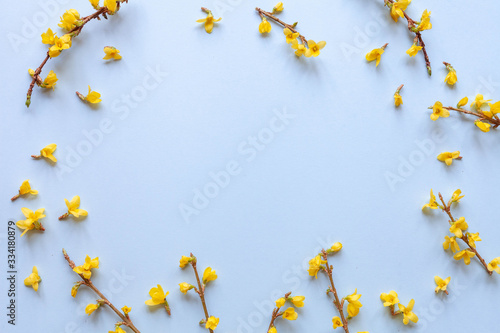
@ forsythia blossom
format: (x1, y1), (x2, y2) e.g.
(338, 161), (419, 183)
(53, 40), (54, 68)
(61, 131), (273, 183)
(457, 97), (468, 108)
(259, 18), (272, 34)
(197, 10), (221, 34)
(104, 0), (117, 13)
(282, 307), (298, 320)
(179, 282), (194, 294)
(437, 151), (461, 166)
(48, 34), (72, 58)
(63, 195), (88, 219)
(305, 40), (326, 58)
(417, 10), (432, 31)
(73, 255), (99, 279)
(145, 284), (169, 306)
(180, 255), (193, 268)
(345, 289), (362, 318)
(283, 28), (299, 44)
(451, 189), (464, 203)
(443, 236), (460, 253)
(16, 208), (46, 237)
(449, 217), (468, 238)
(467, 232), (481, 248)
(487, 258), (500, 274)
(24, 266), (41, 291)
(103, 46), (122, 60)
(273, 2), (284, 12)
(202, 267), (218, 284)
(434, 276), (450, 294)
(77, 86), (102, 104)
(13, 180), (38, 199)
(85, 303), (100, 315)
(205, 316), (220, 330)
(58, 9), (81, 31)
(430, 101), (450, 121)
(332, 316), (342, 329)
(444, 63), (457, 85)
(308, 255), (326, 278)
(422, 189), (439, 210)
(406, 44), (422, 57)
(389, 0), (411, 22)
(470, 94), (491, 109)
(453, 249), (475, 265)
(398, 299), (418, 325)
(380, 290), (399, 307)
(365, 44), (387, 67)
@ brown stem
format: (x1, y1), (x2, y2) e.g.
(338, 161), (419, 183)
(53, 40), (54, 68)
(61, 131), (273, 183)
(385, 0), (431, 75)
(267, 292), (290, 332)
(444, 290), (449, 295)
(443, 106), (500, 127)
(11, 194), (20, 201)
(62, 249), (141, 333)
(59, 212), (70, 220)
(255, 7), (308, 46)
(31, 155), (41, 159)
(26, 2), (124, 107)
(438, 193), (493, 276)
(321, 250), (349, 333)
(190, 254), (213, 333)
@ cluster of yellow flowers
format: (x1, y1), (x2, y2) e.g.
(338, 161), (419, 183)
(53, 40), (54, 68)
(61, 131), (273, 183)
(15, 194), (87, 237)
(430, 94), (500, 132)
(380, 291), (418, 325)
(423, 190), (500, 275)
(256, 4), (326, 58)
(267, 292), (304, 333)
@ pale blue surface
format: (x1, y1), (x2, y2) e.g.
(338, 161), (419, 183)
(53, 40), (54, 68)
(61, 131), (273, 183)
(1, 0), (500, 332)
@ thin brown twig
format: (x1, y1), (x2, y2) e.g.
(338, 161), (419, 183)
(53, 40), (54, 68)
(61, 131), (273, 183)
(255, 7), (308, 46)
(62, 249), (141, 333)
(26, 1), (126, 107)
(437, 193), (493, 276)
(321, 250), (349, 333)
(385, 0), (431, 75)
(442, 106), (500, 128)
(190, 253), (214, 333)
(267, 291), (291, 332)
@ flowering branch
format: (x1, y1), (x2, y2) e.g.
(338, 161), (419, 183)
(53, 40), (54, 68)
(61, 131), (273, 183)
(180, 253), (219, 332)
(62, 249), (141, 333)
(321, 249), (349, 333)
(267, 291), (291, 331)
(436, 193), (492, 276)
(26, 0), (128, 107)
(255, 7), (307, 45)
(384, 0), (432, 75)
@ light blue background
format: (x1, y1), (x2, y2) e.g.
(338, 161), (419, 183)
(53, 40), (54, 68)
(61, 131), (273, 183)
(1, 0), (500, 332)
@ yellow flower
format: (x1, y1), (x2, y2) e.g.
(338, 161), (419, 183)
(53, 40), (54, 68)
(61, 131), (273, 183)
(474, 120), (491, 132)
(73, 255), (99, 279)
(85, 303), (100, 315)
(305, 40), (326, 58)
(434, 276), (450, 293)
(145, 284), (168, 306)
(40, 70), (58, 89)
(308, 255), (326, 278)
(273, 2), (284, 12)
(205, 316), (219, 330)
(268, 327), (277, 333)
(467, 232), (481, 249)
(179, 255), (192, 268)
(58, 9), (80, 31)
(406, 44), (422, 57)
(38, 143), (57, 162)
(82, 86), (102, 104)
(63, 195), (88, 218)
(451, 189), (464, 203)
(275, 297), (286, 308)
(398, 299), (418, 325)
(437, 151), (461, 166)
(430, 101), (450, 121)
(365, 46), (386, 67)
(24, 266), (41, 291)
(16, 207), (46, 237)
(202, 267), (218, 284)
(197, 11), (222, 34)
(380, 290), (399, 307)
(345, 289), (362, 318)
(332, 316), (342, 329)
(449, 217), (468, 238)
(49, 34), (72, 58)
(71, 283), (81, 297)
(457, 97), (468, 108)
(283, 28), (299, 44)
(487, 257), (500, 274)
(41, 28), (56, 45)
(290, 296), (305, 307)
(330, 242), (343, 252)
(390, 0), (411, 22)
(90, 0), (100, 9)
(453, 249), (475, 265)
(103, 46), (122, 60)
(282, 307), (298, 320)
(444, 70), (457, 85)
(18, 180), (38, 197)
(259, 18), (272, 34)
(486, 101), (500, 117)
(179, 282), (194, 294)
(443, 236), (460, 253)
(104, 0), (117, 13)
(417, 10), (432, 31)
(290, 40), (306, 57)
(109, 327), (126, 333)
(470, 94), (491, 109)
(422, 189), (438, 210)
(394, 93), (403, 107)
(121, 305), (131, 315)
